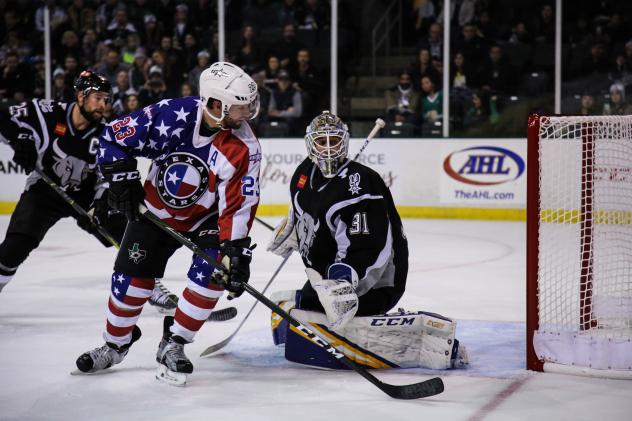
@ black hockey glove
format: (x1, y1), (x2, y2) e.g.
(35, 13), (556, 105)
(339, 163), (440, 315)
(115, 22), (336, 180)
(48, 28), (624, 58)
(101, 159), (145, 222)
(9, 137), (37, 174)
(216, 238), (255, 299)
(75, 194), (116, 247)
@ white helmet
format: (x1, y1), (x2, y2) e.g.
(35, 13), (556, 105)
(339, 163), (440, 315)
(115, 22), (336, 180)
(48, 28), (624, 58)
(199, 62), (260, 123)
(305, 111), (350, 178)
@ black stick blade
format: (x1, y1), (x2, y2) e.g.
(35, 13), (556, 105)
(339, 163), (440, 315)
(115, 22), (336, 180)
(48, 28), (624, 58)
(207, 307), (238, 322)
(380, 377), (444, 400)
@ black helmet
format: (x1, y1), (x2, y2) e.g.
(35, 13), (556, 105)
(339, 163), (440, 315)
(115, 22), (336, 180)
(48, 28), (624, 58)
(73, 70), (111, 96)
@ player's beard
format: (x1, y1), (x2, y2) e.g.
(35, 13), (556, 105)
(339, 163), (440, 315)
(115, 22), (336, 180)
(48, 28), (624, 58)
(79, 104), (103, 124)
(220, 116), (243, 130)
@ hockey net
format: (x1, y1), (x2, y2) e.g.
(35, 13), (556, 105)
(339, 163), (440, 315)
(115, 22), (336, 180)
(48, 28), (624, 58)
(527, 114), (632, 378)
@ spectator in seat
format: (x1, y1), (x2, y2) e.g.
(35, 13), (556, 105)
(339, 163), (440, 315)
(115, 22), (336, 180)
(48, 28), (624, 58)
(455, 23), (487, 70)
(180, 82), (194, 97)
(123, 93), (141, 115)
(95, 48), (129, 86)
(158, 35), (184, 96)
(138, 65), (167, 106)
(56, 30), (82, 66)
(51, 68), (74, 103)
(579, 43), (610, 78)
(385, 71), (419, 124)
(112, 69), (137, 116)
(578, 93), (597, 116)
(270, 24), (303, 69)
(0, 51), (31, 101)
(479, 45), (513, 96)
(106, 7), (138, 48)
(409, 48), (440, 91)
(234, 25), (263, 75)
(418, 75), (443, 134)
(268, 69), (303, 135)
(62, 55), (81, 90)
(508, 22), (533, 45)
(463, 90), (499, 129)
(181, 33), (200, 75)
(81, 28), (99, 67)
(531, 4), (555, 44)
(603, 83), (632, 115)
(121, 32), (142, 65)
(172, 3), (192, 48)
(297, 0), (329, 30)
(129, 48), (149, 92)
(188, 50), (210, 94)
(141, 13), (163, 53)
(264, 55), (282, 90)
(416, 22), (443, 60)
(291, 48), (325, 118)
(251, 70), (272, 133)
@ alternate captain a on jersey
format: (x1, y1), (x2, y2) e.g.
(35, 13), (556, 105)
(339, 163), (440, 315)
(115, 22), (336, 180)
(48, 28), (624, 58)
(267, 111), (469, 371)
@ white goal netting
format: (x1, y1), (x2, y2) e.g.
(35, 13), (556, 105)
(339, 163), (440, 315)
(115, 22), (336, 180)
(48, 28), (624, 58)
(533, 115), (632, 374)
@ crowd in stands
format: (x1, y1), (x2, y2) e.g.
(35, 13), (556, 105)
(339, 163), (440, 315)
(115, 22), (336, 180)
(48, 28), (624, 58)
(385, 0), (632, 136)
(1, 0), (631, 138)
(0, 0), (334, 136)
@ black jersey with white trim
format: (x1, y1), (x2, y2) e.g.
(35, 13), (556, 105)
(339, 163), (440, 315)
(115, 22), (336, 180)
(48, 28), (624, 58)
(0, 99), (105, 196)
(289, 157), (408, 296)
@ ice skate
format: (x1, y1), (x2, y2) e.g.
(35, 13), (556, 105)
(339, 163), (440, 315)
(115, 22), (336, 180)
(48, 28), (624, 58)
(148, 280), (178, 313)
(74, 326), (142, 374)
(156, 316), (193, 386)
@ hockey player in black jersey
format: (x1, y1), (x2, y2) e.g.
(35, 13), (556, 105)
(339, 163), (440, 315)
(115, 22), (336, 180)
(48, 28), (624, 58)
(269, 111), (408, 327)
(0, 70), (175, 309)
(268, 111), (468, 370)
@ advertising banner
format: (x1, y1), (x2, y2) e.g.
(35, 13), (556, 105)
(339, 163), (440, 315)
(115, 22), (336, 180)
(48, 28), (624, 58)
(439, 140), (527, 207)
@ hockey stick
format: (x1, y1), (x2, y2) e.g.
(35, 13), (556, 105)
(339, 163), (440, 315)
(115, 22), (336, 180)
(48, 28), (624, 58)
(200, 253), (290, 357)
(255, 216), (274, 231)
(352, 118), (386, 161)
(140, 205), (444, 399)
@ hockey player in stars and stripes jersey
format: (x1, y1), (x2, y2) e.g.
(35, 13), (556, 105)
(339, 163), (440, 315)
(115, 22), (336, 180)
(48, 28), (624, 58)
(76, 62), (262, 386)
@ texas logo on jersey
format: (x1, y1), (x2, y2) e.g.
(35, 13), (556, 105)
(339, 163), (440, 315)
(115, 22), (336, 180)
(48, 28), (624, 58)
(156, 152), (209, 209)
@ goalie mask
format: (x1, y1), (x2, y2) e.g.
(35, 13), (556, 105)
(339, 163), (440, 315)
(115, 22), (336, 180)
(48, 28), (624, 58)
(305, 111), (350, 178)
(199, 62), (260, 124)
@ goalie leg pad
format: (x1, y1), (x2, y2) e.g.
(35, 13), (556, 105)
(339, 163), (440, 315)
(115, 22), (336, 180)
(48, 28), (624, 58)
(270, 289), (299, 346)
(276, 309), (464, 370)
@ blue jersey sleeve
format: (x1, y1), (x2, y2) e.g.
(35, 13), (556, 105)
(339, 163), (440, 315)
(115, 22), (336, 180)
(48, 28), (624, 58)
(97, 103), (188, 164)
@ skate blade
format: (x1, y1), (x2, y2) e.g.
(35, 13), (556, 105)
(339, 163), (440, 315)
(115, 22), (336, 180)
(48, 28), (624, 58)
(70, 369), (114, 376)
(155, 364), (187, 386)
(155, 307), (176, 316)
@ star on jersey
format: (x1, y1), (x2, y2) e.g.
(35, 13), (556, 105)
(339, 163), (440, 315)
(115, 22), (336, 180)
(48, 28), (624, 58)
(174, 107), (190, 122)
(157, 99), (172, 107)
(172, 127), (184, 138)
(156, 120), (170, 137)
(195, 272), (205, 281)
(167, 170), (181, 184)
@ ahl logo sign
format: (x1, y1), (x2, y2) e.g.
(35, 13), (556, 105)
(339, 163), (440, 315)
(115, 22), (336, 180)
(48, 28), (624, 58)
(443, 146), (525, 186)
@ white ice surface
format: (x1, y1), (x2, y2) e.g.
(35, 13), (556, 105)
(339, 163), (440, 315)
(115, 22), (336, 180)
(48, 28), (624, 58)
(0, 216), (630, 421)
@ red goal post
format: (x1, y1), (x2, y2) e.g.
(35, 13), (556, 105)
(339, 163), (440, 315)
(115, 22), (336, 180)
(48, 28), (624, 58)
(527, 114), (632, 379)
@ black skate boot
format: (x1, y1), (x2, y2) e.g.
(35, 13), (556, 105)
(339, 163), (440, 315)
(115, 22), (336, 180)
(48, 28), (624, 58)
(156, 316), (193, 386)
(75, 326), (142, 373)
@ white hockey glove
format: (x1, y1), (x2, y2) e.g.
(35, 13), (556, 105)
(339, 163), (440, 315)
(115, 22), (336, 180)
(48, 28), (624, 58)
(266, 210), (298, 258)
(306, 268), (358, 331)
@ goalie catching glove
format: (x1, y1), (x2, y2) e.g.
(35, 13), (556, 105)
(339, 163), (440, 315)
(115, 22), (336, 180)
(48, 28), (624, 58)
(266, 208), (298, 258)
(306, 266), (359, 330)
(214, 238), (255, 299)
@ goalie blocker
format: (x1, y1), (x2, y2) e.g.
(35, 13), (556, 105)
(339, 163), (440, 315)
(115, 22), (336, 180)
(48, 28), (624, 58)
(270, 291), (468, 370)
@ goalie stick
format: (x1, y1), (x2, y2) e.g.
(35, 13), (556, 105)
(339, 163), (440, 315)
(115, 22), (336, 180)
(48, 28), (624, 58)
(23, 164), (235, 322)
(140, 205), (444, 399)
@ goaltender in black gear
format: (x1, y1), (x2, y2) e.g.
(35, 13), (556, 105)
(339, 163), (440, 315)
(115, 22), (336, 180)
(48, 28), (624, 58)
(267, 111), (469, 370)
(0, 70), (176, 308)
